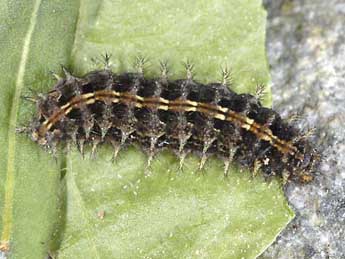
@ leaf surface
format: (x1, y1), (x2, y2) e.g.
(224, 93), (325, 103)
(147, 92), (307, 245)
(0, 1), (79, 258)
(57, 1), (293, 258)
(0, 1), (294, 259)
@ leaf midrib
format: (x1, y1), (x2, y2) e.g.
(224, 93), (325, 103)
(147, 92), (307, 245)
(0, 0), (43, 248)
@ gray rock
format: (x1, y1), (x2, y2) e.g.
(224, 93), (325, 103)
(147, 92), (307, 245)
(261, 0), (345, 258)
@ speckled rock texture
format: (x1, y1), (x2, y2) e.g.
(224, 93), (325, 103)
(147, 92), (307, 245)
(261, 0), (345, 258)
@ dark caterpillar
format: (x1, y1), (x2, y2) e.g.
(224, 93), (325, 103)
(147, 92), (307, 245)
(21, 56), (320, 183)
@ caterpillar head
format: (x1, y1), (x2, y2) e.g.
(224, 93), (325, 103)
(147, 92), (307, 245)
(289, 142), (321, 183)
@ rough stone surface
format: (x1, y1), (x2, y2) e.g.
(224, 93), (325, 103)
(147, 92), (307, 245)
(261, 0), (345, 258)
(1, 2), (343, 259)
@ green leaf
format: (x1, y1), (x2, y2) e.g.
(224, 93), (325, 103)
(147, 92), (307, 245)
(58, 0), (294, 258)
(0, 0), (294, 258)
(0, 0), (79, 258)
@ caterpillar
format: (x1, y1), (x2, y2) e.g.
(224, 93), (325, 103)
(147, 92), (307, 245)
(21, 55), (320, 183)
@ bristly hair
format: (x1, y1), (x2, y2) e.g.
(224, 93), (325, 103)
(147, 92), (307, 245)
(20, 55), (321, 184)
